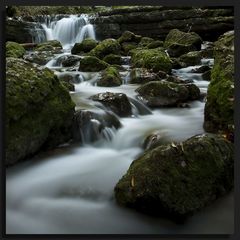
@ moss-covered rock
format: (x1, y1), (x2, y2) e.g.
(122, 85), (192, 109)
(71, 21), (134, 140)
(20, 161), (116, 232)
(79, 56), (109, 72)
(71, 38), (98, 54)
(6, 58), (75, 166)
(62, 55), (81, 67)
(97, 66), (122, 87)
(179, 51), (202, 67)
(35, 40), (62, 52)
(60, 81), (75, 91)
(103, 54), (122, 65)
(115, 134), (234, 222)
(136, 81), (190, 107)
(138, 37), (154, 47)
(23, 51), (55, 65)
(121, 42), (139, 55)
(131, 48), (172, 73)
(6, 41), (25, 58)
(129, 68), (161, 84)
(88, 38), (121, 59)
(164, 29), (202, 57)
(90, 92), (132, 117)
(147, 40), (164, 49)
(118, 31), (142, 44)
(204, 31), (234, 133)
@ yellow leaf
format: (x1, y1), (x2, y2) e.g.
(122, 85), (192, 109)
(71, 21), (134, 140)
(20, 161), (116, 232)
(131, 176), (135, 187)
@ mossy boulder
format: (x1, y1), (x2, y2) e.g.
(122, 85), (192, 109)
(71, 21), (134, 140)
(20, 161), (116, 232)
(179, 51), (202, 67)
(115, 134), (234, 222)
(97, 66), (122, 87)
(136, 81), (199, 107)
(204, 31), (234, 133)
(164, 29), (202, 57)
(88, 38), (121, 59)
(79, 56), (109, 72)
(23, 51), (55, 65)
(129, 68), (162, 84)
(138, 37), (154, 47)
(6, 41), (25, 58)
(103, 54), (122, 65)
(90, 92), (132, 117)
(62, 55), (81, 67)
(131, 48), (172, 73)
(71, 38), (98, 54)
(60, 81), (75, 91)
(35, 40), (62, 52)
(6, 58), (75, 166)
(121, 42), (139, 55)
(118, 31), (142, 44)
(147, 40), (164, 49)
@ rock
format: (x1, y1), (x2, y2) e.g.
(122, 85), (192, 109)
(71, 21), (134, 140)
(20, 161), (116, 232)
(72, 109), (121, 143)
(191, 65), (211, 73)
(79, 56), (109, 72)
(138, 37), (154, 47)
(202, 70), (212, 80)
(147, 40), (164, 49)
(121, 42), (139, 54)
(103, 54), (122, 65)
(23, 51), (54, 65)
(204, 31), (234, 133)
(136, 81), (189, 107)
(185, 84), (201, 100)
(179, 51), (202, 67)
(90, 92), (132, 117)
(6, 58), (75, 166)
(164, 29), (202, 57)
(6, 41), (26, 58)
(62, 55), (81, 67)
(166, 75), (189, 84)
(71, 38), (98, 54)
(131, 48), (172, 73)
(143, 131), (170, 150)
(118, 30), (142, 44)
(129, 68), (161, 84)
(88, 38), (121, 59)
(35, 40), (63, 52)
(60, 81), (75, 91)
(97, 66), (122, 87)
(114, 134), (234, 222)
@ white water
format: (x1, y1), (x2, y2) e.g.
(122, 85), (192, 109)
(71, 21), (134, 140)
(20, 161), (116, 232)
(6, 45), (234, 234)
(41, 15), (96, 50)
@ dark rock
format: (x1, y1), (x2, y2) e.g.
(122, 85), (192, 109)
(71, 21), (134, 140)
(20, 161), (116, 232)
(118, 30), (142, 44)
(184, 84), (201, 100)
(202, 70), (212, 80)
(71, 38), (98, 54)
(147, 40), (164, 49)
(115, 134), (233, 222)
(62, 55), (81, 67)
(6, 58), (75, 166)
(179, 51), (202, 67)
(138, 37), (154, 47)
(90, 92), (132, 117)
(191, 65), (211, 73)
(129, 68), (161, 84)
(23, 51), (54, 65)
(103, 54), (122, 65)
(143, 131), (170, 150)
(97, 66), (122, 87)
(79, 56), (109, 72)
(35, 40), (63, 53)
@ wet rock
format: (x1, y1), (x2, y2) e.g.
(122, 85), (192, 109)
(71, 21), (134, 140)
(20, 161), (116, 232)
(121, 42), (139, 54)
(164, 29), (202, 57)
(179, 51), (202, 67)
(97, 66), (122, 87)
(202, 70), (211, 81)
(115, 134), (234, 222)
(185, 84), (201, 100)
(6, 41), (26, 58)
(138, 37), (154, 47)
(204, 31), (234, 133)
(166, 75), (188, 84)
(129, 68), (161, 84)
(72, 109), (121, 143)
(6, 58), (75, 166)
(60, 81), (75, 91)
(79, 56), (109, 72)
(131, 48), (172, 73)
(90, 92), (132, 117)
(118, 30), (142, 44)
(88, 38), (121, 59)
(191, 65), (211, 73)
(62, 55), (81, 67)
(71, 38), (98, 54)
(103, 54), (122, 65)
(35, 40), (63, 52)
(147, 40), (164, 49)
(143, 131), (170, 150)
(23, 51), (55, 65)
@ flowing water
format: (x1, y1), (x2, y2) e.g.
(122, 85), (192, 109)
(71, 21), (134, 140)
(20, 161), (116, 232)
(6, 22), (234, 234)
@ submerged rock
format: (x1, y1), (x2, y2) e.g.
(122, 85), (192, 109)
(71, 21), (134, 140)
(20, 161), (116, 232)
(115, 134), (234, 222)
(131, 48), (172, 73)
(97, 66), (122, 87)
(6, 41), (26, 58)
(79, 56), (109, 72)
(71, 38), (98, 54)
(6, 58), (75, 166)
(90, 92), (132, 117)
(204, 31), (234, 133)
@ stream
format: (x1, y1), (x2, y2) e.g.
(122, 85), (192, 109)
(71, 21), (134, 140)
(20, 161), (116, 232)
(6, 14), (234, 234)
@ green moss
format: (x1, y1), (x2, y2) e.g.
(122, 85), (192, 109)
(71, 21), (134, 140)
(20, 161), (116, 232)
(6, 41), (25, 58)
(131, 48), (172, 73)
(35, 40), (62, 52)
(139, 37), (154, 47)
(71, 38), (98, 54)
(97, 66), (122, 87)
(179, 51), (201, 66)
(147, 40), (164, 49)
(103, 54), (122, 65)
(118, 31), (141, 44)
(88, 39), (121, 59)
(79, 56), (109, 72)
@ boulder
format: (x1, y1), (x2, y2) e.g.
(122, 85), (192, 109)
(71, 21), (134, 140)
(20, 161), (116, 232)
(6, 58), (75, 166)
(202, 70), (211, 80)
(164, 29), (202, 57)
(35, 40), (63, 52)
(23, 51), (55, 65)
(138, 37), (154, 47)
(191, 65), (211, 73)
(179, 51), (202, 67)
(71, 38), (98, 54)
(121, 42), (138, 54)
(131, 48), (172, 73)
(204, 31), (234, 133)
(115, 134), (234, 222)
(129, 68), (161, 84)
(62, 55), (81, 67)
(88, 38), (121, 59)
(79, 56), (109, 72)
(117, 31), (141, 44)
(103, 54), (122, 65)
(97, 66), (122, 87)
(90, 92), (132, 117)
(147, 40), (164, 49)
(6, 41), (26, 58)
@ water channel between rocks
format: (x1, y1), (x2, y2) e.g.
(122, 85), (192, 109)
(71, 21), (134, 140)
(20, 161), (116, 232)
(6, 14), (234, 234)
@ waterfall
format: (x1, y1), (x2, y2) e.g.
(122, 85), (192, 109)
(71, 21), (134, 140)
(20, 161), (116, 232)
(40, 14), (96, 49)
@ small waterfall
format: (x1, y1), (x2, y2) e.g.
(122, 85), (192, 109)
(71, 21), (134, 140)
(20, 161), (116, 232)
(40, 14), (96, 49)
